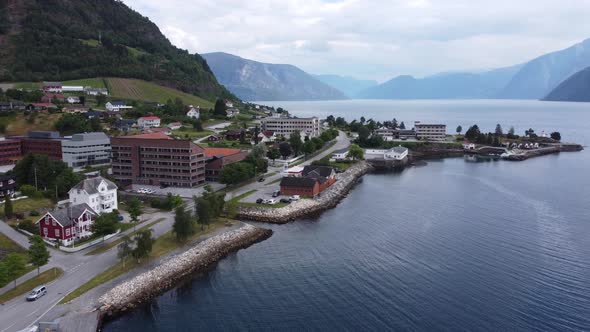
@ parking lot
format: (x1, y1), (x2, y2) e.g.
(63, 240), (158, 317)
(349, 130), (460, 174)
(237, 180), (291, 204)
(130, 183), (226, 198)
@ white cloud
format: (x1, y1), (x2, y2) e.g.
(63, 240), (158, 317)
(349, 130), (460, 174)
(124, 0), (590, 81)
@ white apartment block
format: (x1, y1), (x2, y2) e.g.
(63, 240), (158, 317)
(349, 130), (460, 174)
(61, 132), (112, 169)
(69, 176), (118, 214)
(414, 122), (446, 141)
(137, 116), (161, 129)
(261, 117), (321, 138)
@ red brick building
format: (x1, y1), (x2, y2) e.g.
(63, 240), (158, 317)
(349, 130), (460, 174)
(36, 204), (97, 246)
(111, 132), (206, 188)
(21, 131), (63, 160)
(280, 166), (337, 197)
(204, 148), (249, 182)
(0, 138), (22, 165)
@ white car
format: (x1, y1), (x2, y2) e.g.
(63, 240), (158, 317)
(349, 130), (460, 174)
(290, 195), (300, 201)
(266, 199), (277, 205)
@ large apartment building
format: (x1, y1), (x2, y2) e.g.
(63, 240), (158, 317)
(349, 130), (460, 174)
(21, 131), (63, 160)
(62, 132), (112, 169)
(261, 117), (321, 138)
(414, 122), (447, 141)
(0, 138), (22, 165)
(111, 132), (206, 188)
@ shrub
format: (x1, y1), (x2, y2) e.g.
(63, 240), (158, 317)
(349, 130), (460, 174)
(19, 219), (37, 233)
(29, 210), (40, 216)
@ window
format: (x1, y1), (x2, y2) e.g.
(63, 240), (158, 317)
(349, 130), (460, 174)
(45, 215), (49, 225)
(65, 229), (70, 236)
(55, 229), (60, 237)
(52, 220), (56, 226)
(43, 228), (48, 236)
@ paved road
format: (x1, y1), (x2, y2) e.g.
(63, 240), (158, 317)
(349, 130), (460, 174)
(0, 207), (181, 332)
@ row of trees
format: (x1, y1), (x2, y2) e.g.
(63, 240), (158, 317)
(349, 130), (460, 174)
(462, 124), (562, 143)
(172, 185), (226, 241)
(0, 235), (50, 288)
(325, 115), (406, 133)
(0, 88), (44, 103)
(11, 154), (84, 200)
(54, 113), (102, 135)
(264, 128), (339, 163)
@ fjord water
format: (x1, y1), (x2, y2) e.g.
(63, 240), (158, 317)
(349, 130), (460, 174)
(104, 100), (590, 331)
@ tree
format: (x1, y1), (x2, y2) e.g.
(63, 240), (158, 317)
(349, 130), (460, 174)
(360, 116), (366, 125)
(196, 198), (211, 230)
(4, 195), (13, 219)
(267, 148), (280, 164)
(214, 99), (227, 118)
(399, 121), (406, 130)
(96, 94), (107, 106)
(507, 126), (516, 139)
(128, 197), (143, 231)
(91, 212), (119, 241)
(173, 205), (195, 241)
(192, 119), (203, 131)
(28, 235), (50, 275)
(326, 115), (335, 127)
(495, 124), (503, 136)
(303, 140), (316, 160)
(117, 235), (133, 268)
(348, 144), (364, 161)
(392, 118), (398, 129)
(456, 125), (462, 134)
(464, 125), (481, 141)
(279, 142), (292, 159)
(289, 131), (303, 156)
(253, 125), (260, 144)
(525, 128), (535, 137)
(250, 143), (267, 161)
(2, 253), (26, 288)
(219, 162), (255, 185)
(358, 126), (370, 143)
(550, 132), (561, 141)
(132, 229), (154, 263)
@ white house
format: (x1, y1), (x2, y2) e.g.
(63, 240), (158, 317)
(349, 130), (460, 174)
(365, 146), (409, 161)
(186, 105), (200, 119)
(254, 131), (276, 144)
(225, 100), (234, 108)
(330, 148), (349, 162)
(106, 101), (133, 112)
(168, 122), (182, 130)
(62, 86), (85, 92)
(69, 176), (118, 214)
(226, 108), (239, 118)
(137, 116), (161, 129)
(463, 143), (476, 150)
(66, 96), (80, 104)
(85, 87), (109, 96)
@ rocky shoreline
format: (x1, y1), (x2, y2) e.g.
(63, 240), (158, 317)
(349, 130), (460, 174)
(97, 224), (272, 320)
(236, 161), (374, 223)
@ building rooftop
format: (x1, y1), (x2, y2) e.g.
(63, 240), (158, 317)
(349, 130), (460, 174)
(280, 176), (318, 188)
(139, 116), (160, 121)
(69, 132), (109, 142)
(204, 148), (243, 158)
(120, 132), (172, 140)
(70, 176), (117, 195)
(43, 203), (96, 227)
(332, 148), (349, 154)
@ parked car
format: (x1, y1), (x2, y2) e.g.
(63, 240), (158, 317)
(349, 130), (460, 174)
(146, 189), (155, 194)
(290, 195), (300, 201)
(272, 190), (280, 197)
(266, 199), (277, 205)
(256, 198), (264, 204)
(26, 285), (47, 301)
(280, 198), (291, 204)
(258, 177), (265, 182)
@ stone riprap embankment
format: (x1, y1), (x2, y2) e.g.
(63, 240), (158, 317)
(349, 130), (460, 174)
(236, 161), (373, 223)
(98, 224), (272, 317)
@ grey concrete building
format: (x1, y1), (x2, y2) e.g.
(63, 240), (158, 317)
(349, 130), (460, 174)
(62, 132), (111, 169)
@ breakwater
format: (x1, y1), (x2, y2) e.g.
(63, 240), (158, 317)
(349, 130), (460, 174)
(98, 224), (272, 319)
(503, 143), (583, 161)
(236, 161), (373, 223)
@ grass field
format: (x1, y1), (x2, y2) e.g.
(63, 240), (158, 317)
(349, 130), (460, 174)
(0, 198), (54, 218)
(3, 112), (62, 136)
(85, 218), (167, 256)
(172, 128), (213, 140)
(0, 268), (63, 304)
(106, 78), (213, 108)
(0, 232), (25, 258)
(60, 220), (227, 304)
(63, 77), (107, 89)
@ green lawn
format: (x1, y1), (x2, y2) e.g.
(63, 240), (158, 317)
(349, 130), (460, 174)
(12, 82), (41, 89)
(85, 218), (166, 256)
(63, 77), (106, 89)
(172, 128), (213, 139)
(0, 268), (63, 304)
(0, 232), (24, 255)
(79, 39), (100, 47)
(227, 190), (257, 204)
(61, 220), (226, 304)
(0, 198), (54, 218)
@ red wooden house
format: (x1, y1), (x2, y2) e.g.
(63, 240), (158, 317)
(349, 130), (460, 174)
(280, 166), (337, 197)
(36, 204), (97, 246)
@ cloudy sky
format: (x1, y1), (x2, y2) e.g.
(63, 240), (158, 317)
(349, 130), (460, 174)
(125, 0), (590, 82)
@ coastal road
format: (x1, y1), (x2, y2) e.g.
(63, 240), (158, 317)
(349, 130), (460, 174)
(225, 130), (350, 201)
(0, 208), (180, 332)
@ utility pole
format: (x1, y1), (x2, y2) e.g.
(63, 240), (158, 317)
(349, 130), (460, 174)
(34, 167), (38, 190)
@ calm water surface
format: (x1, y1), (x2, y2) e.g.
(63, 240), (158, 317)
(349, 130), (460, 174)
(105, 100), (590, 331)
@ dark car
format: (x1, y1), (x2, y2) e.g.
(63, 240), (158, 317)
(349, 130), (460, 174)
(280, 198), (291, 204)
(272, 190), (280, 197)
(258, 177), (265, 182)
(256, 198), (264, 204)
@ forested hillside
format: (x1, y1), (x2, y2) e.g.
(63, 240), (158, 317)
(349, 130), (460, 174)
(0, 0), (232, 101)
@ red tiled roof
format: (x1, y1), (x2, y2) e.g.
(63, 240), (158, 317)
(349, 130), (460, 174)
(121, 132), (172, 140)
(169, 122), (182, 126)
(204, 147), (242, 158)
(139, 116), (160, 120)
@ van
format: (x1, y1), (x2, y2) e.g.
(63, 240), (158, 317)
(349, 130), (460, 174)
(26, 285), (47, 301)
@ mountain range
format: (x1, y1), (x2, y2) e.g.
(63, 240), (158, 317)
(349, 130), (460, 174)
(202, 53), (347, 101)
(314, 75), (378, 98)
(543, 66), (590, 102)
(359, 38), (590, 100)
(0, 0), (231, 101)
